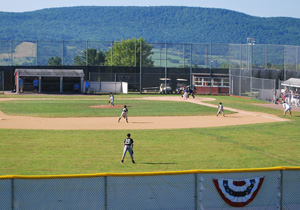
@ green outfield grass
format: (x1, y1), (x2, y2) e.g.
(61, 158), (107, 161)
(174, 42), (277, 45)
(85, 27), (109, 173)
(0, 98), (224, 117)
(0, 94), (299, 175)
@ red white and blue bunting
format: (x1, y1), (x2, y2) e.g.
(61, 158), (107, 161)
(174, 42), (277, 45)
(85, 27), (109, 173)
(213, 177), (265, 207)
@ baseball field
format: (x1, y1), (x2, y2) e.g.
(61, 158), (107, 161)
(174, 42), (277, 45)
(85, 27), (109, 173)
(0, 94), (299, 175)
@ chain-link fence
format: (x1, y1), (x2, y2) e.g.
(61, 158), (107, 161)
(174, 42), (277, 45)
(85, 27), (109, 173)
(1, 167), (300, 209)
(229, 43), (300, 102)
(0, 41), (230, 68)
(230, 75), (277, 102)
(0, 41), (299, 70)
(1, 41), (300, 101)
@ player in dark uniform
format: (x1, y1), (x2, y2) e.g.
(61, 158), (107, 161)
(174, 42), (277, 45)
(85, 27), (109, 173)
(187, 86), (196, 98)
(121, 133), (135, 164)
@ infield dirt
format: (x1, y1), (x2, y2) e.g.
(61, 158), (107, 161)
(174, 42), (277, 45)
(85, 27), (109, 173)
(0, 96), (289, 130)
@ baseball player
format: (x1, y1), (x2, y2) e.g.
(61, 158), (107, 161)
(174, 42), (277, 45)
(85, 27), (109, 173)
(188, 86), (195, 98)
(182, 86), (188, 100)
(121, 133), (135, 164)
(217, 102), (225, 117)
(109, 93), (114, 106)
(118, 105), (128, 123)
(283, 101), (292, 116)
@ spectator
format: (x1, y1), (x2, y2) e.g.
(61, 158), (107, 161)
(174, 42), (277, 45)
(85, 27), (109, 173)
(85, 80), (90, 94)
(19, 77), (24, 93)
(33, 78), (39, 93)
(74, 83), (80, 93)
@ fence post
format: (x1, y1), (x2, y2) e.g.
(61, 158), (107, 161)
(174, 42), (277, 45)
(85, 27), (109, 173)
(104, 176), (108, 210)
(159, 43), (161, 67)
(2, 71), (4, 94)
(262, 79), (264, 101)
(284, 45), (286, 81)
(277, 170), (283, 210)
(183, 44), (185, 68)
(239, 43), (242, 96)
(210, 43), (212, 95)
(165, 43), (167, 93)
(297, 45), (299, 72)
(135, 42), (137, 67)
(111, 42), (113, 67)
(11, 179), (14, 210)
(199, 174), (203, 210)
(229, 43), (232, 95)
(36, 40), (38, 66)
(86, 41), (88, 66)
(10, 40), (13, 66)
(140, 41), (142, 93)
(205, 44), (208, 68)
(62, 40), (65, 66)
(265, 44), (268, 70)
(190, 43), (193, 87)
(274, 79), (277, 104)
(194, 173), (198, 210)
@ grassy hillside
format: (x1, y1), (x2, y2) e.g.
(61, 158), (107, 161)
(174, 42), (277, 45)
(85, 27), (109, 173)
(0, 6), (300, 44)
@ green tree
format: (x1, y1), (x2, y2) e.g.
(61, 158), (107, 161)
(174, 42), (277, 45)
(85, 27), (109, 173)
(105, 37), (154, 67)
(47, 56), (62, 66)
(74, 48), (106, 66)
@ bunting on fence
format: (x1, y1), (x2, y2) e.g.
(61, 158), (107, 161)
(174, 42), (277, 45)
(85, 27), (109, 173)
(213, 177), (264, 207)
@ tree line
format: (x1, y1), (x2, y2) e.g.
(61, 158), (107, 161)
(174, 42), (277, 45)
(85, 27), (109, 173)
(48, 37), (154, 67)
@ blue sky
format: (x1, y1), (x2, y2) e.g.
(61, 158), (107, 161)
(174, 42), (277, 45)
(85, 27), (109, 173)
(2, 0), (300, 19)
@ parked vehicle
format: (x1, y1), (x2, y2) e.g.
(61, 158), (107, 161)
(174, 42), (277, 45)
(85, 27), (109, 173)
(159, 78), (172, 94)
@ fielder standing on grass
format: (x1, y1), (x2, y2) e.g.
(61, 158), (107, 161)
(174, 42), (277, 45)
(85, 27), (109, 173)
(283, 101), (292, 116)
(118, 105), (128, 123)
(121, 133), (135, 164)
(217, 102), (225, 117)
(109, 93), (114, 106)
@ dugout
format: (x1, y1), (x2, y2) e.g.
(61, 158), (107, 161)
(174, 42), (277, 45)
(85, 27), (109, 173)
(193, 72), (229, 95)
(14, 69), (84, 93)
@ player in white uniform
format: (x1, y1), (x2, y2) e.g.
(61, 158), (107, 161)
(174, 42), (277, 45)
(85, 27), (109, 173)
(109, 93), (114, 106)
(118, 105), (128, 123)
(217, 102), (225, 117)
(121, 133), (135, 164)
(283, 101), (292, 116)
(182, 87), (188, 100)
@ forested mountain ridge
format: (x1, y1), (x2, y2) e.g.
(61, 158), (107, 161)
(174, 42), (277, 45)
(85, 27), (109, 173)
(0, 6), (300, 45)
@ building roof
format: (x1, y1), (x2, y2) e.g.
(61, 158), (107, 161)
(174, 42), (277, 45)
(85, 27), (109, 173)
(15, 69), (84, 77)
(281, 78), (300, 88)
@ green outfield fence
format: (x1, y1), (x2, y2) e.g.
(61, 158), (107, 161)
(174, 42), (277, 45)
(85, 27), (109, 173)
(1, 167), (300, 209)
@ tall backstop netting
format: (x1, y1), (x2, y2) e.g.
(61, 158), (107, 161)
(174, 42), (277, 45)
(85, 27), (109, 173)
(0, 41), (300, 101)
(1, 167), (300, 209)
(229, 44), (300, 101)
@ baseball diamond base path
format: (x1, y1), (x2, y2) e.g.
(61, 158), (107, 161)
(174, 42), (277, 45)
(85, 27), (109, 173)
(0, 97), (289, 130)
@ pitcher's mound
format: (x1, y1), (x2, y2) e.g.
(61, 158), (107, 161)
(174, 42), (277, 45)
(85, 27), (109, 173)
(89, 105), (123, 109)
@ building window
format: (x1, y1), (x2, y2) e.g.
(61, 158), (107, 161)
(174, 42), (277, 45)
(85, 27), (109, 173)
(194, 76), (229, 87)
(212, 78), (222, 87)
(223, 78), (229, 87)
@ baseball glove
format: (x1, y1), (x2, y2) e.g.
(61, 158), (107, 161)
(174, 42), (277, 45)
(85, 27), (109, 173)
(132, 150), (134, 154)
(108, 100), (110, 104)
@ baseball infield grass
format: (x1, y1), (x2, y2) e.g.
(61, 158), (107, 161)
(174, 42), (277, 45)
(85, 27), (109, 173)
(0, 98), (226, 117)
(0, 94), (299, 175)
